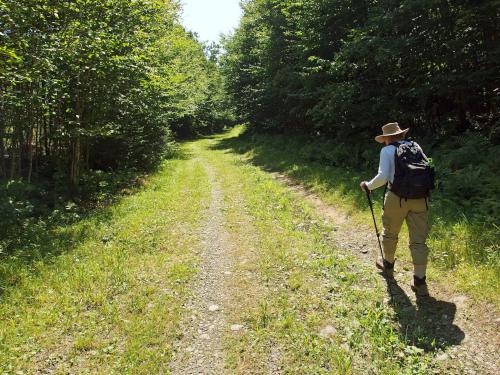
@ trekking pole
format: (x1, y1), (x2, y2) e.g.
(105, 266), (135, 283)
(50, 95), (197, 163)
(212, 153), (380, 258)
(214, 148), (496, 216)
(365, 189), (384, 262)
(365, 189), (395, 300)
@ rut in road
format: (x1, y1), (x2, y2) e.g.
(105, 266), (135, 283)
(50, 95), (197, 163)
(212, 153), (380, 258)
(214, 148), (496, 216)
(170, 160), (233, 374)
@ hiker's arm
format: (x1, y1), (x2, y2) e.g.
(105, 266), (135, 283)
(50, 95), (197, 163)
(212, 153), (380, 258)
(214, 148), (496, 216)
(365, 148), (391, 190)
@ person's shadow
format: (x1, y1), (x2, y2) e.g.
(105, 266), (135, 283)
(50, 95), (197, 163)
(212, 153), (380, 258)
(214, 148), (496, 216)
(383, 277), (465, 351)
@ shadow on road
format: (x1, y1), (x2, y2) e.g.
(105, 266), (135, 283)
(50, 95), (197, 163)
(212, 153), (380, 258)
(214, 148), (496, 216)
(385, 277), (465, 352)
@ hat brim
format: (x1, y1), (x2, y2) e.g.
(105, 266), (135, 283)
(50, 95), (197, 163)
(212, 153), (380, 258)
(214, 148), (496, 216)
(375, 128), (409, 143)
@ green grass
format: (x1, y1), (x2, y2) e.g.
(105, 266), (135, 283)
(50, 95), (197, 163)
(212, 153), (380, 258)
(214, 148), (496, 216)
(0, 128), (493, 373)
(199, 130), (456, 374)
(214, 125), (499, 306)
(0, 154), (210, 373)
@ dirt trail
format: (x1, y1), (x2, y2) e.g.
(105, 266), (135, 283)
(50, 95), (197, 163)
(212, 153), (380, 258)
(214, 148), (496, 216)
(271, 172), (500, 375)
(168, 145), (498, 374)
(170, 161), (233, 375)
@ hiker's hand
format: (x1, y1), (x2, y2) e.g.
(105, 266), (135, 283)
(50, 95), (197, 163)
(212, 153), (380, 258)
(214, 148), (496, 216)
(360, 181), (371, 194)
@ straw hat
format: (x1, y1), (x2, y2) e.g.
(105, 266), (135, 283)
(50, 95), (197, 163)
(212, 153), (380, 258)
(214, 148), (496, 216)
(375, 122), (409, 143)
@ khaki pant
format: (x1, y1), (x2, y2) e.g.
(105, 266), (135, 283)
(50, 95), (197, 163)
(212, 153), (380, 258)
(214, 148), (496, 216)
(382, 191), (430, 278)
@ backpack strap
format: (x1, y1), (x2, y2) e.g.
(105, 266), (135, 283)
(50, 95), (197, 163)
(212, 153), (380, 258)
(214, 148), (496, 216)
(387, 142), (401, 193)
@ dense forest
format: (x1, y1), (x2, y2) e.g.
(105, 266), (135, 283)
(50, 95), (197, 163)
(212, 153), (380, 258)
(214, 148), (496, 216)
(0, 0), (229, 186)
(222, 0), (498, 140)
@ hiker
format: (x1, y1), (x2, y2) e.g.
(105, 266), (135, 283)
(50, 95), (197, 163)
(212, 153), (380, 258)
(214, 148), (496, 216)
(360, 123), (435, 296)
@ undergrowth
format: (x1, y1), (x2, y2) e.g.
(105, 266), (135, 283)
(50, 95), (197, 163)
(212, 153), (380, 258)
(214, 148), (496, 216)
(0, 169), (149, 262)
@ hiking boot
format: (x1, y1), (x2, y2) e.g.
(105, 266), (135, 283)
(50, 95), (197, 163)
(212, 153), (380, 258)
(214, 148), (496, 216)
(411, 276), (429, 297)
(376, 258), (395, 279)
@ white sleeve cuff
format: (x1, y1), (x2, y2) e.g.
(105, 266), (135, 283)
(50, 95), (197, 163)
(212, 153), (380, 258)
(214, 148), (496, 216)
(366, 174), (388, 191)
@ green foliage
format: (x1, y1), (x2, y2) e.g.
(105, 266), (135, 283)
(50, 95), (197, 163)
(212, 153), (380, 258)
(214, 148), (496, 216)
(0, 169), (145, 258)
(0, 0), (231, 185)
(0, 0), (232, 258)
(222, 0), (499, 139)
(432, 134), (500, 220)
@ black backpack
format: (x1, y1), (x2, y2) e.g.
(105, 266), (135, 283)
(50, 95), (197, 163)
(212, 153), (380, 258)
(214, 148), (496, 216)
(390, 141), (435, 199)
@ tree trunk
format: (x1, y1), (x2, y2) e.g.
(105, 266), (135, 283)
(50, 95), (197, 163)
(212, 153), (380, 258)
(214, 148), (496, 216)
(34, 118), (41, 175)
(0, 89), (5, 179)
(43, 115), (49, 157)
(70, 136), (81, 186)
(27, 127), (34, 183)
(17, 128), (23, 178)
(70, 92), (84, 186)
(456, 91), (469, 133)
(0, 124), (5, 179)
(85, 139), (90, 171)
(9, 138), (16, 180)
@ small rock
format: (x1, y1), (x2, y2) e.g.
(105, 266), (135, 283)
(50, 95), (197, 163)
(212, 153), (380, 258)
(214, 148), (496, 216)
(319, 325), (337, 338)
(208, 304), (220, 312)
(231, 324), (244, 332)
(224, 271), (232, 276)
(200, 334), (210, 340)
